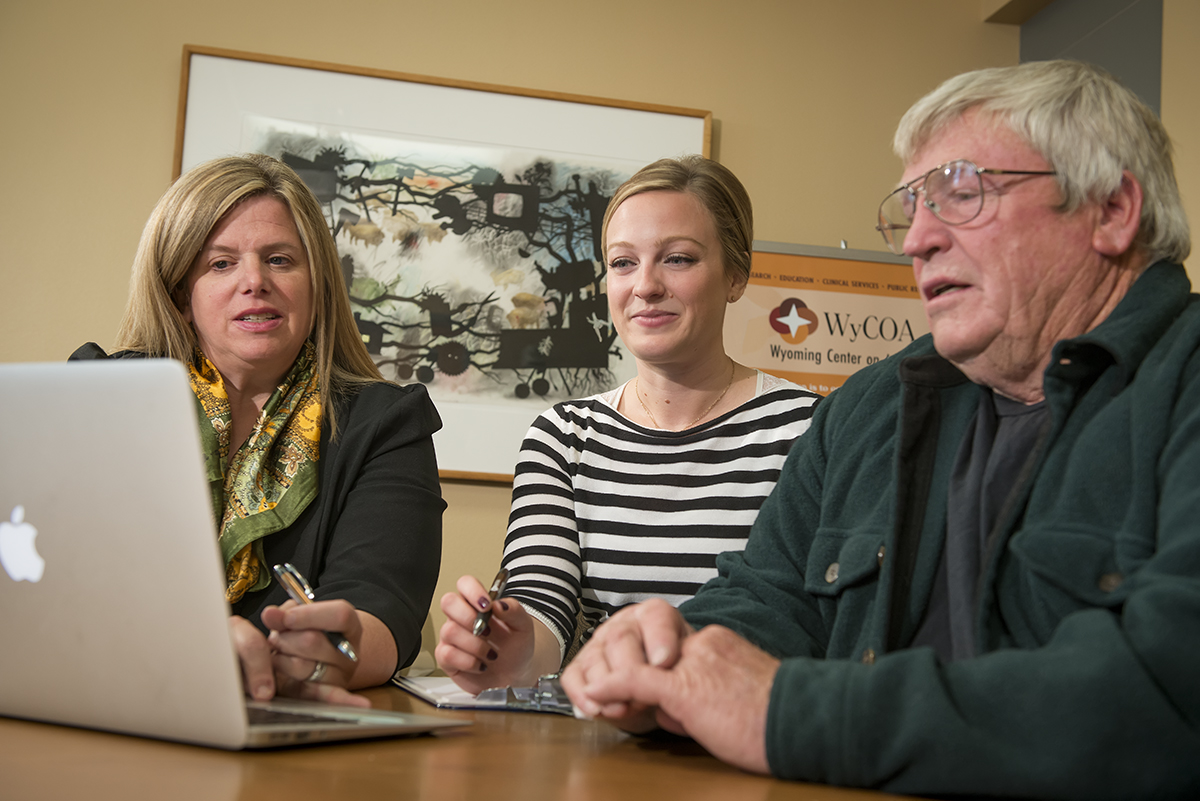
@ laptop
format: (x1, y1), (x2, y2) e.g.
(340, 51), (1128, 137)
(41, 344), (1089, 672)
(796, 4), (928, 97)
(0, 359), (468, 748)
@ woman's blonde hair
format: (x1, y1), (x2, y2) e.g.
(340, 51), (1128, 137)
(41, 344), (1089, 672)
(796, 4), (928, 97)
(601, 155), (753, 285)
(894, 60), (1190, 265)
(115, 153), (383, 433)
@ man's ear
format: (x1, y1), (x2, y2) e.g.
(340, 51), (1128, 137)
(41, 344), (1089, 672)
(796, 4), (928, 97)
(1093, 171), (1143, 258)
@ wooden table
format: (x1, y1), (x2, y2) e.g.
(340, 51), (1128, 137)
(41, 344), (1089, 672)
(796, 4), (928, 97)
(0, 686), (917, 800)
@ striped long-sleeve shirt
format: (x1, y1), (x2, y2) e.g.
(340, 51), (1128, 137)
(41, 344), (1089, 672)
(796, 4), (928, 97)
(500, 371), (820, 662)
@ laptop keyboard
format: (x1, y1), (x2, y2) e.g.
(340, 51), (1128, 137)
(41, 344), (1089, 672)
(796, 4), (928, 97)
(247, 706), (363, 726)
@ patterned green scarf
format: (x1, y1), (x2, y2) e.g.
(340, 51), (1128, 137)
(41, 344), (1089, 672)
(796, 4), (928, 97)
(188, 342), (322, 603)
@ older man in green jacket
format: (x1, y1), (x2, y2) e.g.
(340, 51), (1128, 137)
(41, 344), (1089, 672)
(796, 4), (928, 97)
(561, 60), (1200, 799)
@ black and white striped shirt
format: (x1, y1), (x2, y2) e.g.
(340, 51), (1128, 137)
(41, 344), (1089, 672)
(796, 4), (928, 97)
(500, 372), (820, 661)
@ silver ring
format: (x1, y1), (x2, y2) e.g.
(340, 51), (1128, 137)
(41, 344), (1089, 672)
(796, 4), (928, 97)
(305, 661), (328, 683)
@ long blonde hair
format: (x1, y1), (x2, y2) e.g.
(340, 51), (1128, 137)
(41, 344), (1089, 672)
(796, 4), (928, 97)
(115, 153), (383, 434)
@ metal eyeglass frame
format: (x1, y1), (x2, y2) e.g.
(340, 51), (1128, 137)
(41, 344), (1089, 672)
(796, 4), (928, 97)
(875, 159), (1057, 254)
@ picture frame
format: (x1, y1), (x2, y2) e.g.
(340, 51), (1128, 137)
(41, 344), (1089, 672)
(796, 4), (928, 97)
(175, 45), (711, 481)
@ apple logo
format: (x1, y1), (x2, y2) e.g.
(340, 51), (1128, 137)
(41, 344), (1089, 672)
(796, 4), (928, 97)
(0, 506), (45, 583)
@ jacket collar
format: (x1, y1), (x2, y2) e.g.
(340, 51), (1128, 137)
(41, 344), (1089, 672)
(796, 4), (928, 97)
(1053, 261), (1192, 387)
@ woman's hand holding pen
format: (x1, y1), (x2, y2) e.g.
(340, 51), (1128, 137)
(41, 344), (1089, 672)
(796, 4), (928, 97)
(229, 597), (398, 707)
(436, 573), (554, 695)
(229, 615), (279, 700)
(230, 601), (368, 707)
(262, 599), (370, 704)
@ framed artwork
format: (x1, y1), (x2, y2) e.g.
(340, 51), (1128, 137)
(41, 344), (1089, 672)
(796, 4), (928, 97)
(175, 45), (711, 481)
(725, 242), (928, 395)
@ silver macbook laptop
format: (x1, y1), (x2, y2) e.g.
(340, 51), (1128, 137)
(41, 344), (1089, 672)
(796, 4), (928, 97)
(0, 359), (467, 748)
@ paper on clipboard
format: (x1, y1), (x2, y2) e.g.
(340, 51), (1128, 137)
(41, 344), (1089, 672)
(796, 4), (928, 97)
(394, 676), (576, 716)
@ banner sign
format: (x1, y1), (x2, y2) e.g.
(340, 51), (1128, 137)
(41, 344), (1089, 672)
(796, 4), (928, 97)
(724, 243), (929, 395)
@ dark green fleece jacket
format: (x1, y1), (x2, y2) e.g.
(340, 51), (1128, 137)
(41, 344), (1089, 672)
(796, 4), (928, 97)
(682, 261), (1200, 799)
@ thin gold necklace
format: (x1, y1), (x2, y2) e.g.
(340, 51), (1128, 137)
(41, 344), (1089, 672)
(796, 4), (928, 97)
(634, 359), (735, 431)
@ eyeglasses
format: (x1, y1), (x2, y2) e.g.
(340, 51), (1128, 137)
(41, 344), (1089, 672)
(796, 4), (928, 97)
(876, 159), (1057, 254)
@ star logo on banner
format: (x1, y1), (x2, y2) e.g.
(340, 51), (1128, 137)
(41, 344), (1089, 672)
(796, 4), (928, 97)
(775, 305), (807, 338)
(768, 299), (820, 345)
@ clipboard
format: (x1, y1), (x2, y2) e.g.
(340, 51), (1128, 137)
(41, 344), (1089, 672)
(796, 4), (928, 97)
(394, 675), (576, 717)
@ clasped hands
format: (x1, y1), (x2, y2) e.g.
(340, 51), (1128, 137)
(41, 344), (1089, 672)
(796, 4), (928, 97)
(437, 580), (777, 774)
(560, 599), (779, 775)
(229, 599), (369, 708)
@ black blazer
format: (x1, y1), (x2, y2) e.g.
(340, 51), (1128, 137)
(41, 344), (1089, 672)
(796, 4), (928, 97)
(70, 343), (445, 671)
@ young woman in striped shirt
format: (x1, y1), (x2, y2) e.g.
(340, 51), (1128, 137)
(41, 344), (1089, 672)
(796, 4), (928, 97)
(436, 156), (820, 693)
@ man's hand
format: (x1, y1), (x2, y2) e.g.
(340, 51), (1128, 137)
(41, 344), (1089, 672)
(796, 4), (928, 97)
(562, 600), (777, 774)
(561, 599), (692, 729)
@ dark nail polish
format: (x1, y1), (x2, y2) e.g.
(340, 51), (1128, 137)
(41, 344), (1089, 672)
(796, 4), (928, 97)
(498, 600), (510, 611)
(477, 596), (490, 609)
(487, 649), (498, 661)
(481, 625), (491, 637)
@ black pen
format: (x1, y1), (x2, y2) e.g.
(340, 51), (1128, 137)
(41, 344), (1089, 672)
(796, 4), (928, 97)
(271, 562), (358, 662)
(473, 568), (509, 637)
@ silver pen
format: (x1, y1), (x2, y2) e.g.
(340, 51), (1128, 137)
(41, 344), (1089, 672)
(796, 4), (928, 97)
(473, 568), (509, 637)
(271, 562), (358, 662)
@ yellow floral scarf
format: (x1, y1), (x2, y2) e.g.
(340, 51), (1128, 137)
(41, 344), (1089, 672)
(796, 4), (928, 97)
(188, 342), (322, 603)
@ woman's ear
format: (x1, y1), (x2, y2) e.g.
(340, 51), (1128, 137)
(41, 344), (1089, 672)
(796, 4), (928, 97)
(728, 254), (751, 303)
(174, 287), (193, 323)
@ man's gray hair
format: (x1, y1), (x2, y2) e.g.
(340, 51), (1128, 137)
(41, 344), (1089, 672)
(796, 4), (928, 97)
(894, 60), (1190, 265)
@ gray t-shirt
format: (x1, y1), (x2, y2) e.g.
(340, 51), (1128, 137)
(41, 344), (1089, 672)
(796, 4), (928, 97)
(912, 388), (1049, 662)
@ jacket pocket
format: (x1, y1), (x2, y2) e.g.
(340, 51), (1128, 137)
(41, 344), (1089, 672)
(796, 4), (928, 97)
(804, 527), (887, 597)
(1007, 525), (1130, 608)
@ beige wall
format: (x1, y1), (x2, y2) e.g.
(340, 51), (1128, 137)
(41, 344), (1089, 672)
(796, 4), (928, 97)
(0, 1), (1193, 637)
(0, 0), (1017, 367)
(1163, 0), (1200, 287)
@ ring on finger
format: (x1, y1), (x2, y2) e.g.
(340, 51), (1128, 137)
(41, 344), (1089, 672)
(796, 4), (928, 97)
(306, 661), (328, 683)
